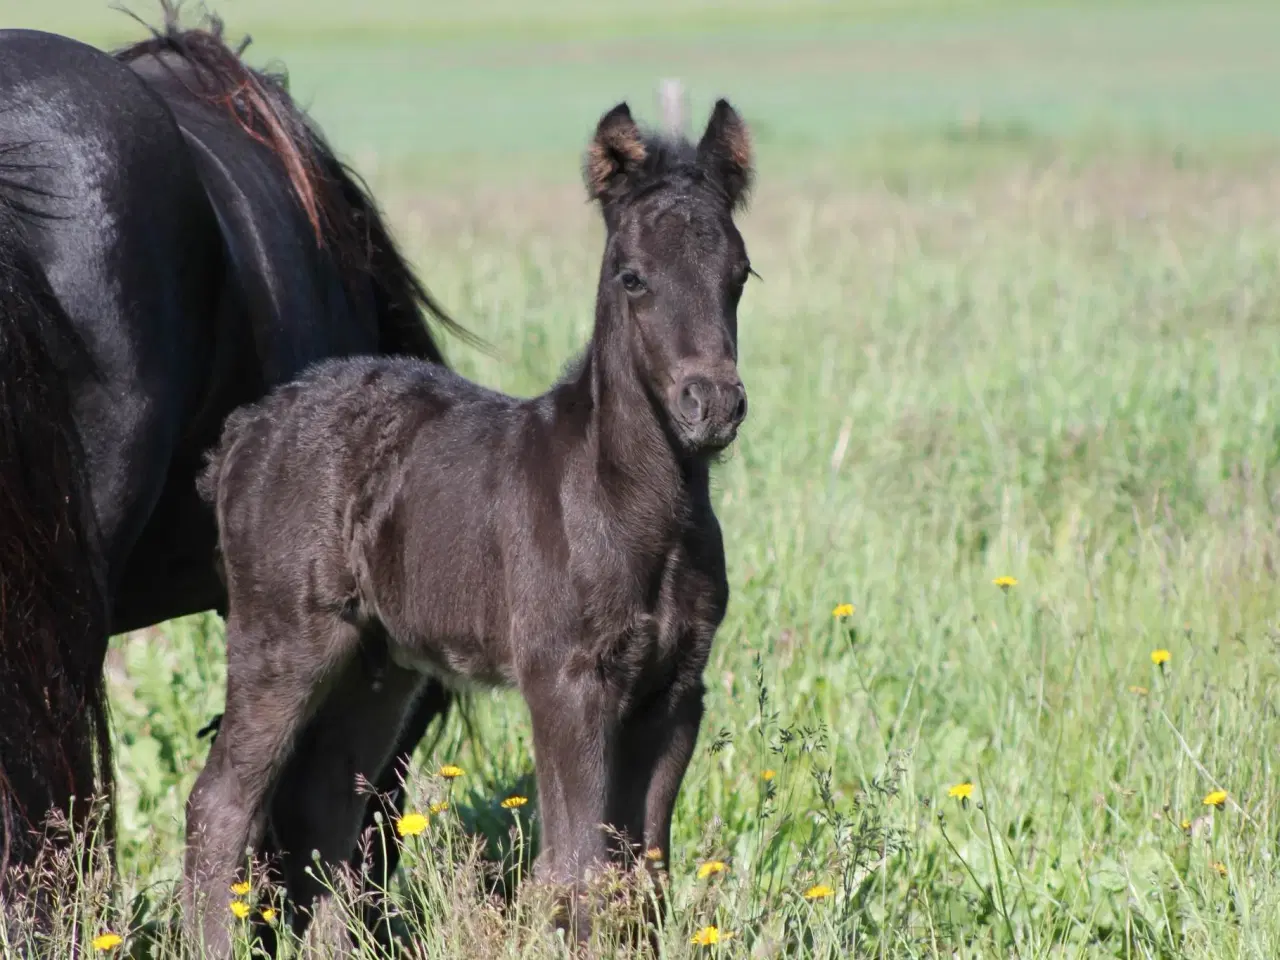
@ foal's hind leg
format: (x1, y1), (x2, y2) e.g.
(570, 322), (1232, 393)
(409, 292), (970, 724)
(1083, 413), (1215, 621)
(182, 613), (359, 959)
(266, 658), (428, 950)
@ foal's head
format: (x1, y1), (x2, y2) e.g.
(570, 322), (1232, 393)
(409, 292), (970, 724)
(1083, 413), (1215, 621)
(584, 100), (754, 455)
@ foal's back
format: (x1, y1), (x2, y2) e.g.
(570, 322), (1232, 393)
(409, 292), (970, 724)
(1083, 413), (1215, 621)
(203, 355), (542, 681)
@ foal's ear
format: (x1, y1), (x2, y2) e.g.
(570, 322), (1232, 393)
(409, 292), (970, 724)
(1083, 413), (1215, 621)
(584, 102), (648, 205)
(696, 99), (754, 211)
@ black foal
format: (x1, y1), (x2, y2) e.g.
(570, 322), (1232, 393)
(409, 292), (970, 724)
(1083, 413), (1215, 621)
(185, 98), (755, 955)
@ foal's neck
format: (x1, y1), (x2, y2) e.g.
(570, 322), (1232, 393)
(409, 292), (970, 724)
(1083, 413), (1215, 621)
(566, 293), (704, 537)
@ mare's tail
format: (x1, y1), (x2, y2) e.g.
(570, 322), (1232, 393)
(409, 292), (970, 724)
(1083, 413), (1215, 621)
(0, 199), (112, 888)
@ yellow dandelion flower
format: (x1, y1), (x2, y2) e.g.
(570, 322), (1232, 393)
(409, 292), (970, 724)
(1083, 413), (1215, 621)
(1180, 819), (1191, 831)
(1151, 649), (1171, 666)
(697, 860), (728, 879)
(92, 933), (124, 951)
(948, 782), (974, 801)
(804, 883), (835, 900)
(1128, 685), (1148, 696)
(429, 801), (449, 815)
(762, 769), (776, 781)
(501, 795), (529, 809)
(1211, 861), (1228, 877)
(229, 880), (251, 896)
(229, 900), (251, 920)
(438, 764), (465, 779)
(992, 576), (1017, 589)
(260, 907), (277, 923)
(691, 926), (731, 946)
(1203, 789), (1228, 808)
(832, 603), (854, 618)
(396, 812), (428, 837)
(645, 847), (664, 861)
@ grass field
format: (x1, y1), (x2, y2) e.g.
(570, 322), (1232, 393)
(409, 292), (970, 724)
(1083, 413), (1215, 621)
(5, 0), (1280, 956)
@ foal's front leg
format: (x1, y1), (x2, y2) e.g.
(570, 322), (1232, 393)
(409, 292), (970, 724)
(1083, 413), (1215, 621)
(520, 663), (617, 938)
(607, 677), (707, 948)
(522, 665), (706, 942)
(621, 682), (706, 874)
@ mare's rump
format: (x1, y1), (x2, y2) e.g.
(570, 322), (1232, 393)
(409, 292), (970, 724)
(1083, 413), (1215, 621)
(0, 24), (241, 888)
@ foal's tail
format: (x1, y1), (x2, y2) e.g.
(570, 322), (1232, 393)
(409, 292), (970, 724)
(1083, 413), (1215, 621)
(0, 199), (112, 887)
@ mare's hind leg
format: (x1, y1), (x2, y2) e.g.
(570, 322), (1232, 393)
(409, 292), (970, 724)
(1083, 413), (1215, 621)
(265, 658), (428, 950)
(182, 612), (359, 959)
(348, 678), (452, 943)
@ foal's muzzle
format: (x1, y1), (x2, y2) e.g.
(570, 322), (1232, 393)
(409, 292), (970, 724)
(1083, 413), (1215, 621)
(674, 375), (748, 451)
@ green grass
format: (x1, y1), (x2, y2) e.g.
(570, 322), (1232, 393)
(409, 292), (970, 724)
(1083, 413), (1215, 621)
(6, 0), (1280, 956)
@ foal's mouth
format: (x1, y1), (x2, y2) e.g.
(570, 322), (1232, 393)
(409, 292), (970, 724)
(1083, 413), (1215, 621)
(675, 417), (744, 456)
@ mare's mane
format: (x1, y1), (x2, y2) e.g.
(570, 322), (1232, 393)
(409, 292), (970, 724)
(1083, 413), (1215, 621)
(111, 1), (477, 361)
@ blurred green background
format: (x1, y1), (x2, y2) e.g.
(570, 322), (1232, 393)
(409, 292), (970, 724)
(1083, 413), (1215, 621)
(5, 0), (1279, 181)
(7, 2), (1280, 956)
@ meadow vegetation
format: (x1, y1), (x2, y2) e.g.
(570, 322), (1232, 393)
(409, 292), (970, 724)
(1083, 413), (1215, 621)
(4, 1), (1280, 956)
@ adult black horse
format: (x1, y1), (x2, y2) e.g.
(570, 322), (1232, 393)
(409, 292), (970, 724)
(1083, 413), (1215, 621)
(0, 4), (464, 921)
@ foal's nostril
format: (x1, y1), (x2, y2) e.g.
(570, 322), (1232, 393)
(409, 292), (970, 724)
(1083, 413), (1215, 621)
(729, 385), (748, 425)
(678, 380), (710, 423)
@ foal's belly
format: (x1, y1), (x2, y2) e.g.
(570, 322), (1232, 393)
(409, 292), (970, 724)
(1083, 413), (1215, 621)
(384, 632), (514, 691)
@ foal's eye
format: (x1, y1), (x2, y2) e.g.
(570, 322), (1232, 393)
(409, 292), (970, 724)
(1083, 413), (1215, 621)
(735, 261), (755, 286)
(618, 270), (647, 295)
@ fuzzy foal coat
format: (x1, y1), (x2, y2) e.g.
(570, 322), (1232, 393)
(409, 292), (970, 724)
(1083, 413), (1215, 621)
(186, 98), (754, 954)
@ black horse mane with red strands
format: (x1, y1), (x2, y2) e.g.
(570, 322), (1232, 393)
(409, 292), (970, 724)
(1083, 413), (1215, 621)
(112, 0), (479, 360)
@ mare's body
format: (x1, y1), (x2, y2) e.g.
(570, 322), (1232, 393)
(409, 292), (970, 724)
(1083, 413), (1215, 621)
(0, 9), (457, 920)
(189, 99), (755, 954)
